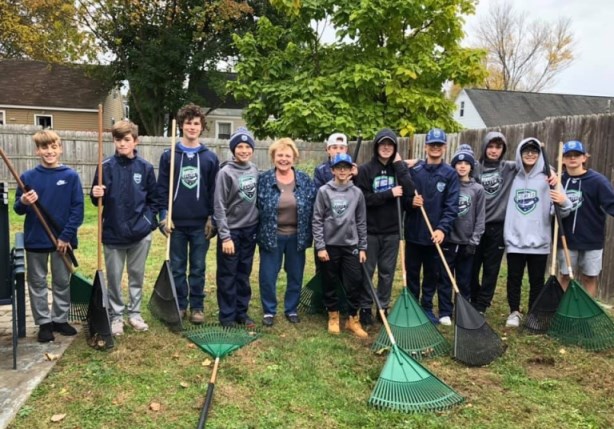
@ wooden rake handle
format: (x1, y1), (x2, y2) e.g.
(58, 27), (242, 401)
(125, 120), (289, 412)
(197, 356), (220, 429)
(362, 264), (397, 346)
(97, 104), (104, 271)
(0, 147), (74, 272)
(549, 142), (564, 276)
(414, 190), (460, 295)
(165, 119), (177, 260)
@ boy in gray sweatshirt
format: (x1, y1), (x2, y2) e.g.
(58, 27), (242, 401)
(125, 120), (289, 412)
(213, 127), (259, 327)
(312, 153), (368, 338)
(439, 144), (485, 325)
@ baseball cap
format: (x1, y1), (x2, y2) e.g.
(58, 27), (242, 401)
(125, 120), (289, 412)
(425, 128), (447, 145)
(563, 140), (586, 155)
(521, 139), (541, 153)
(331, 153), (353, 168)
(327, 133), (348, 147)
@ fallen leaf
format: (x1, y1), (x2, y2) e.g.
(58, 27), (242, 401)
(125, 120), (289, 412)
(202, 359), (212, 367)
(50, 414), (66, 422)
(180, 381), (189, 388)
(45, 353), (59, 361)
(172, 352), (180, 359)
(149, 402), (161, 412)
(559, 348), (567, 355)
(187, 343), (197, 349)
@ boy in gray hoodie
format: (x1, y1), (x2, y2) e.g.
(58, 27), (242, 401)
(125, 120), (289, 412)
(503, 138), (571, 328)
(213, 127), (259, 327)
(439, 144), (485, 325)
(312, 153), (368, 338)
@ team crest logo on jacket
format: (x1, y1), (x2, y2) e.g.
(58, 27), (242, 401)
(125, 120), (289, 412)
(181, 166), (199, 189)
(372, 175), (395, 192)
(458, 194), (471, 216)
(566, 189), (583, 211)
(332, 198), (349, 218)
(239, 175), (257, 202)
(133, 173), (142, 184)
(480, 171), (502, 197)
(436, 181), (446, 192)
(514, 189), (539, 214)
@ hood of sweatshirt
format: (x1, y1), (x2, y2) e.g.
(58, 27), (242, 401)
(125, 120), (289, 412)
(480, 131), (508, 163)
(371, 128), (398, 163)
(514, 138), (545, 180)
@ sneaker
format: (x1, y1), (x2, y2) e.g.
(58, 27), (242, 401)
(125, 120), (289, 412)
(37, 322), (55, 343)
(425, 310), (440, 325)
(262, 314), (274, 327)
(359, 308), (373, 327)
(221, 320), (237, 328)
(439, 316), (452, 326)
(285, 313), (300, 324)
(128, 315), (149, 332)
(52, 321), (78, 336)
(190, 310), (205, 325)
(111, 319), (124, 336)
(506, 311), (522, 328)
(237, 315), (256, 329)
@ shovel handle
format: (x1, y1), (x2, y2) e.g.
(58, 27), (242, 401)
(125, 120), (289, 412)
(197, 357), (220, 429)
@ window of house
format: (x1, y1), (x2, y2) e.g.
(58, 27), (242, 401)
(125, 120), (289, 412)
(35, 114), (53, 129)
(0, 110), (5, 125)
(216, 122), (232, 139)
(460, 101), (465, 117)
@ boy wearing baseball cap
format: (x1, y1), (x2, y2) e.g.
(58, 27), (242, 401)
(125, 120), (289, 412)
(213, 127), (259, 327)
(313, 153), (368, 337)
(314, 133), (351, 189)
(558, 140), (614, 297)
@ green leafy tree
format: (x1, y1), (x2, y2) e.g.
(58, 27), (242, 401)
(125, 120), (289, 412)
(78, 0), (256, 136)
(231, 0), (486, 140)
(0, 0), (94, 62)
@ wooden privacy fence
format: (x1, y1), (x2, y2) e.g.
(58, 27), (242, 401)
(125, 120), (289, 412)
(2, 113), (614, 302)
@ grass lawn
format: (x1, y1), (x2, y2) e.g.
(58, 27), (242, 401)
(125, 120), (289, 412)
(6, 197), (614, 429)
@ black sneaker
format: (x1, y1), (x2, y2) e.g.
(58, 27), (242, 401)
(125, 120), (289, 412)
(221, 320), (237, 328)
(37, 323), (55, 343)
(237, 315), (256, 329)
(285, 313), (300, 324)
(262, 314), (275, 327)
(52, 321), (78, 336)
(360, 308), (374, 327)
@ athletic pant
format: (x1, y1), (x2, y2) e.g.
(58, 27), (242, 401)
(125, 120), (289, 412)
(440, 243), (474, 306)
(405, 242), (445, 315)
(321, 246), (362, 314)
(470, 222), (505, 312)
(506, 252), (548, 313)
(26, 251), (71, 325)
(360, 234), (399, 310)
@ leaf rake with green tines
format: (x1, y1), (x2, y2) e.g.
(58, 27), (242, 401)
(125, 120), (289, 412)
(371, 288), (450, 360)
(185, 324), (261, 428)
(69, 273), (94, 322)
(298, 273), (349, 315)
(548, 279), (614, 351)
(363, 265), (463, 413)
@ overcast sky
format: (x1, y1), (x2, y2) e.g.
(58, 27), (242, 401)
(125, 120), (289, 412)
(463, 0), (614, 96)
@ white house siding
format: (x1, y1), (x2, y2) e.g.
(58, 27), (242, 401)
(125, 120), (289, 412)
(453, 90), (486, 129)
(202, 108), (246, 139)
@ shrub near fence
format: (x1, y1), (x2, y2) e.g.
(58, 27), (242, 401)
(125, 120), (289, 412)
(2, 114), (614, 302)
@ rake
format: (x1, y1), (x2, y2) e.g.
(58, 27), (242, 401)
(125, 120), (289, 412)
(416, 192), (505, 366)
(523, 142), (565, 334)
(184, 324), (261, 427)
(148, 119), (183, 332)
(363, 264), (463, 413)
(548, 222), (614, 351)
(371, 199), (449, 360)
(298, 273), (348, 315)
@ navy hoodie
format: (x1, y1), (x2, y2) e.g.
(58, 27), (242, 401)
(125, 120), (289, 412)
(157, 142), (220, 228)
(355, 128), (415, 235)
(14, 164), (84, 251)
(561, 169), (614, 250)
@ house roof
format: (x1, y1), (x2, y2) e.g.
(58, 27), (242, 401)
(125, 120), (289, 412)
(194, 72), (247, 110)
(464, 89), (614, 127)
(0, 59), (112, 110)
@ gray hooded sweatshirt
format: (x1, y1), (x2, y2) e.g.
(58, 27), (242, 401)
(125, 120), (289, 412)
(504, 138), (571, 255)
(213, 160), (259, 241)
(473, 131), (518, 224)
(448, 178), (486, 246)
(312, 180), (367, 251)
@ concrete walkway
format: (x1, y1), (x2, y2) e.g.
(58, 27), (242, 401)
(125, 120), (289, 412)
(0, 293), (77, 429)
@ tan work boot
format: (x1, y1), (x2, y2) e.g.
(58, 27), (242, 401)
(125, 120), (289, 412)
(328, 311), (340, 334)
(190, 310), (204, 325)
(346, 314), (368, 338)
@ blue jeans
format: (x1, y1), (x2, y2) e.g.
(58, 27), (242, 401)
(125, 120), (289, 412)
(259, 234), (306, 316)
(170, 226), (209, 311)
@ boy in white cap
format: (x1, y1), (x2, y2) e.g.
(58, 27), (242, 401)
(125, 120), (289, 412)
(314, 133), (350, 189)
(558, 140), (614, 297)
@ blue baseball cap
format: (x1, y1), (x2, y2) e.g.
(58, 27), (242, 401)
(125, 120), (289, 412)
(331, 153), (353, 168)
(425, 128), (447, 144)
(563, 140), (586, 155)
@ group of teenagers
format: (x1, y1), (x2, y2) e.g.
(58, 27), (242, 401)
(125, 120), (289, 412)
(14, 102), (614, 343)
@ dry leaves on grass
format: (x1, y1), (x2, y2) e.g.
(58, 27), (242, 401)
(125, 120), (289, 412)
(50, 413), (66, 422)
(149, 402), (161, 412)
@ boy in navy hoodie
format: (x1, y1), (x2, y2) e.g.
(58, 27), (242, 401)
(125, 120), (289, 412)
(404, 128), (459, 324)
(213, 127), (258, 328)
(157, 103), (220, 324)
(91, 120), (159, 336)
(15, 130), (84, 342)
(558, 140), (614, 298)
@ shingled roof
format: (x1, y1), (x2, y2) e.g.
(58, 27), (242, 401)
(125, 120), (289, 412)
(465, 88), (614, 127)
(0, 60), (112, 110)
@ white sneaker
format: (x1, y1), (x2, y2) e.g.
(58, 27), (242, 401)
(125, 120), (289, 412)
(111, 319), (124, 336)
(505, 311), (522, 328)
(439, 316), (452, 326)
(128, 315), (149, 332)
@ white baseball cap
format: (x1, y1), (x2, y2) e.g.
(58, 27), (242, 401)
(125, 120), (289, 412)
(327, 132), (348, 147)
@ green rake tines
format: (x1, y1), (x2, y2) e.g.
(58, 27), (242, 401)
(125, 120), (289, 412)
(372, 288), (450, 360)
(548, 280), (614, 351)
